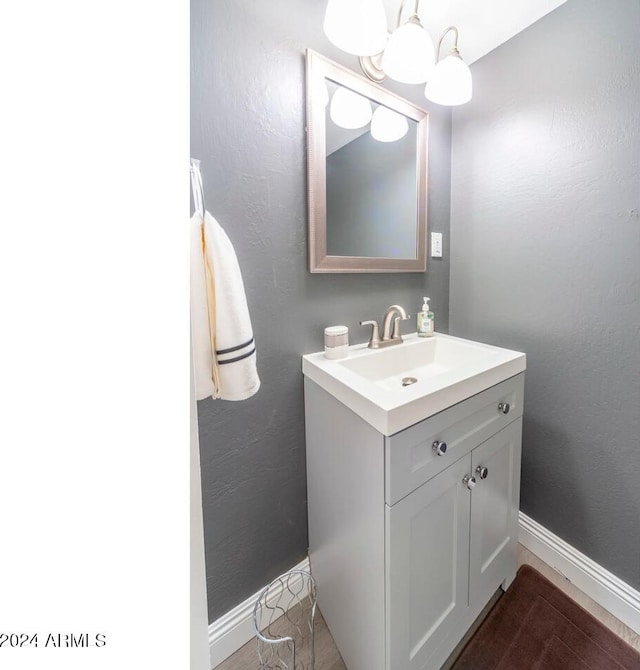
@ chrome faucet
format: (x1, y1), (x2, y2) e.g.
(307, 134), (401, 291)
(360, 304), (410, 349)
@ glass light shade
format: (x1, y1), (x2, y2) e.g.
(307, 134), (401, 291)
(329, 87), (372, 129)
(323, 0), (388, 56)
(370, 106), (408, 142)
(424, 53), (472, 106)
(381, 20), (435, 84)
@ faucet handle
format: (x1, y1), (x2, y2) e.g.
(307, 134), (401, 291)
(360, 320), (381, 348)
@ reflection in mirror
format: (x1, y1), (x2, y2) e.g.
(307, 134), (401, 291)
(306, 49), (429, 273)
(326, 82), (418, 259)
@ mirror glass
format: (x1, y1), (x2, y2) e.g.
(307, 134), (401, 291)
(306, 49), (429, 273)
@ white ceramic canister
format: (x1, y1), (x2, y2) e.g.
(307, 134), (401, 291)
(324, 325), (349, 359)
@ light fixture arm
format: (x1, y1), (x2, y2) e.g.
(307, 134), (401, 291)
(435, 25), (460, 61)
(395, 0), (421, 28)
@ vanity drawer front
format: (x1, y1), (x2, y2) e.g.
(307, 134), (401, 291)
(385, 373), (524, 505)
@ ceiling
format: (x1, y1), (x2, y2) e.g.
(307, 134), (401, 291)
(382, 0), (567, 64)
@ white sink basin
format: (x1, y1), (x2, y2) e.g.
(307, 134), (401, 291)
(302, 333), (526, 435)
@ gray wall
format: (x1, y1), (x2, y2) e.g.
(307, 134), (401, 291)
(191, 0), (452, 621)
(450, 0), (640, 589)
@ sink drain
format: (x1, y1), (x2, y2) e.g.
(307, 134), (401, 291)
(401, 376), (418, 387)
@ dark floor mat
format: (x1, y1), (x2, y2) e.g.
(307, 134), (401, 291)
(451, 565), (640, 670)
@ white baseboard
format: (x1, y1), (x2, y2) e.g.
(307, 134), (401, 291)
(519, 512), (640, 634)
(208, 557), (311, 668)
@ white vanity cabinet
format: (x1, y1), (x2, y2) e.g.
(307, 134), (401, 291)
(304, 372), (524, 670)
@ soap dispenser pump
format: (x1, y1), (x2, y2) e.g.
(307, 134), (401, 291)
(417, 297), (434, 337)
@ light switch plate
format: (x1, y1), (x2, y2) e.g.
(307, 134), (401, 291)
(431, 232), (443, 258)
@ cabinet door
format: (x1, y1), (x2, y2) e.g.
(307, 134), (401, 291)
(387, 454), (471, 670)
(469, 418), (522, 608)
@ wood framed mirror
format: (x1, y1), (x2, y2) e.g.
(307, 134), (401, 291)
(306, 49), (429, 273)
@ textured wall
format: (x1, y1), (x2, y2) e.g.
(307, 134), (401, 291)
(450, 0), (640, 589)
(191, 0), (452, 621)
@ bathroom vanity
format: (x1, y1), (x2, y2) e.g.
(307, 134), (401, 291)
(303, 333), (526, 670)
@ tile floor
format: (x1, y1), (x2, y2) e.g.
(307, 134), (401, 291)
(215, 543), (640, 669)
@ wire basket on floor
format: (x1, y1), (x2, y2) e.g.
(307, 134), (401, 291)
(253, 569), (317, 670)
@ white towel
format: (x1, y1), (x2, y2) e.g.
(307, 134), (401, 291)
(190, 211), (260, 401)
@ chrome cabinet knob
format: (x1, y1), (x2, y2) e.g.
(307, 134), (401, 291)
(432, 440), (447, 456)
(476, 465), (488, 480)
(498, 402), (510, 414)
(463, 475), (477, 490)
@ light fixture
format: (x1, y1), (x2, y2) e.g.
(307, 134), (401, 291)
(371, 106), (408, 142)
(323, 0), (473, 106)
(381, 0), (435, 84)
(323, 0), (388, 57)
(425, 26), (472, 106)
(329, 87), (372, 129)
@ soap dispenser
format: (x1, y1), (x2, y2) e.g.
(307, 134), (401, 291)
(417, 297), (434, 337)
